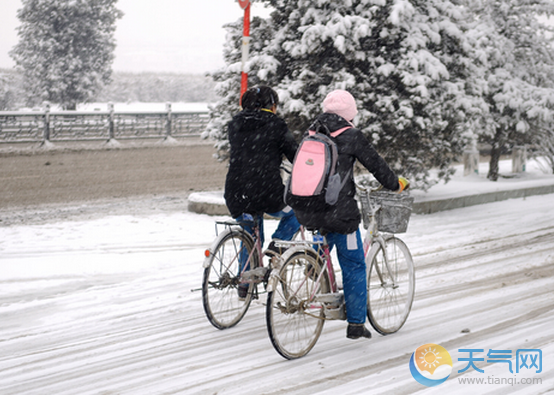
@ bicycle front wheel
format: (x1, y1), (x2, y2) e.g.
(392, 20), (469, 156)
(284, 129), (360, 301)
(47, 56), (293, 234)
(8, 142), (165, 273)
(366, 236), (415, 335)
(202, 228), (258, 329)
(266, 250), (329, 359)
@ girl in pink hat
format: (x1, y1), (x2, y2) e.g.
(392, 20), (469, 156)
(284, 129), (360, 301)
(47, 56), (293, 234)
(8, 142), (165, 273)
(293, 89), (409, 339)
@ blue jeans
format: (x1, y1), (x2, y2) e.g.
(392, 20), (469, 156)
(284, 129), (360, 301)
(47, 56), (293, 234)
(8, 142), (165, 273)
(235, 207), (300, 273)
(235, 206), (300, 246)
(325, 229), (367, 324)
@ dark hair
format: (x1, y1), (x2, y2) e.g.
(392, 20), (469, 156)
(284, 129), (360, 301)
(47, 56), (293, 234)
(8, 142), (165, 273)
(240, 86), (279, 110)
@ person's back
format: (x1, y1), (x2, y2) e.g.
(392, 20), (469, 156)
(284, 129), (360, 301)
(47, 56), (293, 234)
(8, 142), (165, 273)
(224, 86), (300, 280)
(226, 107), (296, 217)
(294, 112), (400, 234)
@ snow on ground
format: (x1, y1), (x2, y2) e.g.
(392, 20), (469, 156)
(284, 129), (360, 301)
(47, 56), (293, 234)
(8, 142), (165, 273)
(0, 159), (553, 395)
(188, 158), (554, 211)
(409, 157), (554, 202)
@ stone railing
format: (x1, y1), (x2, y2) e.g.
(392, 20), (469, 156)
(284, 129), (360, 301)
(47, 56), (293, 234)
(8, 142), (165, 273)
(0, 103), (209, 144)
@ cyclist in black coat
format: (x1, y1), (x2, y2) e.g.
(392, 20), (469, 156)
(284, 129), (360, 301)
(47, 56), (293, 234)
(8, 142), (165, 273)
(224, 86), (300, 259)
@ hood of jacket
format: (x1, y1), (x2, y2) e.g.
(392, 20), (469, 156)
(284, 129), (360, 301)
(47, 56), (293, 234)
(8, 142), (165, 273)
(234, 109), (276, 132)
(309, 113), (353, 135)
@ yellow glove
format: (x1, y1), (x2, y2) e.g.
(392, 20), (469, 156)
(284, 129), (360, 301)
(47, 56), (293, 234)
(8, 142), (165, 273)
(397, 177), (410, 193)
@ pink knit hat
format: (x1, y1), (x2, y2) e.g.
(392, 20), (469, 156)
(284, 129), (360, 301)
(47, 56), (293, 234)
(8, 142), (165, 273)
(323, 89), (358, 121)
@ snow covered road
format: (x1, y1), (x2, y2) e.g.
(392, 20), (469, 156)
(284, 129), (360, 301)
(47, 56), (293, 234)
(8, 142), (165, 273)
(0, 194), (553, 394)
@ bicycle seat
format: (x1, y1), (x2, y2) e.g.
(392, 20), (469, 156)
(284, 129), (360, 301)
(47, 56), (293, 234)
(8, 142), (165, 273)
(235, 212), (263, 228)
(215, 219), (241, 227)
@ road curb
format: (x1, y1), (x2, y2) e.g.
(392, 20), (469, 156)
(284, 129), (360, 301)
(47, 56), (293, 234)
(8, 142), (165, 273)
(189, 184), (554, 217)
(187, 199), (229, 216)
(188, 184), (554, 217)
(412, 184), (554, 214)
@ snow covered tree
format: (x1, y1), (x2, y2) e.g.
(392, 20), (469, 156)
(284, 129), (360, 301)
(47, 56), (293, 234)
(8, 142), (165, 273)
(464, 0), (554, 180)
(208, 0), (489, 189)
(10, 0), (123, 110)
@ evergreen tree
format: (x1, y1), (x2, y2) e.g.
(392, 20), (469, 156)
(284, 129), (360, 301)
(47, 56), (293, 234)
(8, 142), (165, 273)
(465, 0), (554, 180)
(208, 0), (488, 189)
(10, 0), (123, 110)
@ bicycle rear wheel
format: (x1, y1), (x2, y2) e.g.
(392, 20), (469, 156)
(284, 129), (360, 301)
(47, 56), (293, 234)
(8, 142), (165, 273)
(202, 228), (258, 329)
(366, 236), (414, 335)
(266, 250), (329, 359)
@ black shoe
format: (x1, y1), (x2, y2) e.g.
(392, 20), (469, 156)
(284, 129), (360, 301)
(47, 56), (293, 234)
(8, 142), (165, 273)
(346, 323), (372, 339)
(264, 240), (288, 256)
(238, 285), (249, 301)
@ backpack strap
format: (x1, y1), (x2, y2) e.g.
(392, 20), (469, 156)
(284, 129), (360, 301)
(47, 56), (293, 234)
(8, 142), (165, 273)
(330, 126), (351, 137)
(308, 126), (352, 137)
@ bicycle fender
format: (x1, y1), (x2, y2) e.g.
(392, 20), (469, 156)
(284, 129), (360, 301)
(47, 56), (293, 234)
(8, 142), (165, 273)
(267, 246), (319, 292)
(280, 245), (319, 264)
(266, 267), (280, 293)
(364, 237), (384, 276)
(203, 228), (235, 268)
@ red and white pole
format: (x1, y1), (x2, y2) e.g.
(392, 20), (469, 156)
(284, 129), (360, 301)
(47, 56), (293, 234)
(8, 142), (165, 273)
(237, 0), (251, 104)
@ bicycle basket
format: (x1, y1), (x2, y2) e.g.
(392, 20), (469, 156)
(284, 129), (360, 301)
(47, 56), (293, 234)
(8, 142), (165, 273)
(369, 191), (414, 233)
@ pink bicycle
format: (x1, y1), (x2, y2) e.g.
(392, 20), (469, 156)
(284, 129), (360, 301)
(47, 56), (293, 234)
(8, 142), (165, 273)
(265, 184), (415, 359)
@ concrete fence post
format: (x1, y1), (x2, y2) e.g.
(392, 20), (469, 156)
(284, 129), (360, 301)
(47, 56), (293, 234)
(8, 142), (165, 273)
(165, 102), (172, 138)
(512, 145), (527, 173)
(43, 102), (51, 143)
(463, 149), (479, 176)
(108, 102), (115, 140)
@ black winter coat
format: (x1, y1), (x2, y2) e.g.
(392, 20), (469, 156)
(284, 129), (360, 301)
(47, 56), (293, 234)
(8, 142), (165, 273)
(224, 109), (298, 218)
(295, 113), (399, 234)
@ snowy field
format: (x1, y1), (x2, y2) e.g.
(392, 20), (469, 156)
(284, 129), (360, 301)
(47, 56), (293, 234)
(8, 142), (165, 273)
(0, 160), (553, 394)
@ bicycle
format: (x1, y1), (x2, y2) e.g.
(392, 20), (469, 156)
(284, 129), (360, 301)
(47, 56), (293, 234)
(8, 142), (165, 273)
(265, 184), (415, 359)
(202, 213), (302, 329)
(202, 213), (269, 329)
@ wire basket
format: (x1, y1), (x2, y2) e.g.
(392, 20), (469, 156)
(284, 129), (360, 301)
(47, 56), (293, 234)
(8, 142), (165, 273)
(368, 191), (414, 233)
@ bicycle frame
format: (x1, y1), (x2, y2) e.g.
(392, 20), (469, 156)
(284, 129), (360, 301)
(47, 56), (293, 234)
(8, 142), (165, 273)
(268, 186), (400, 319)
(265, 183), (415, 358)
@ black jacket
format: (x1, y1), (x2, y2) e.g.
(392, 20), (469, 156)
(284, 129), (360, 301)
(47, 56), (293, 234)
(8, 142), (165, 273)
(224, 109), (298, 218)
(295, 113), (399, 234)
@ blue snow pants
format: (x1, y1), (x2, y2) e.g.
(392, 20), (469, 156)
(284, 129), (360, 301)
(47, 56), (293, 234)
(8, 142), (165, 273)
(235, 207), (300, 272)
(325, 229), (367, 324)
(235, 206), (300, 247)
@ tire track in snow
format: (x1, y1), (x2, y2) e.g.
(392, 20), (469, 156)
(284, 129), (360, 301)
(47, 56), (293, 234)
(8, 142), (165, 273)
(1, 195), (554, 394)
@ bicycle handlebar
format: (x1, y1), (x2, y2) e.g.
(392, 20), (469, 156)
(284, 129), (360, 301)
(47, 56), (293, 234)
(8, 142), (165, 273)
(355, 181), (384, 194)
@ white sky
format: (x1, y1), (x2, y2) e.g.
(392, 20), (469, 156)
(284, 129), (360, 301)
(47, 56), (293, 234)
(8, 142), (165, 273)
(0, 0), (271, 74)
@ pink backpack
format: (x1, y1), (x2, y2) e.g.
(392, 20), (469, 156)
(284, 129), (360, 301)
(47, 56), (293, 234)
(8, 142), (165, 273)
(285, 126), (351, 211)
